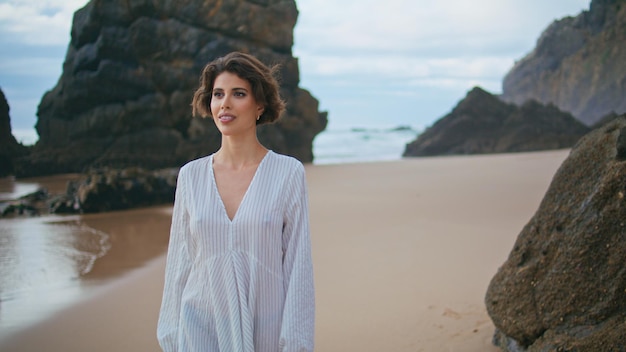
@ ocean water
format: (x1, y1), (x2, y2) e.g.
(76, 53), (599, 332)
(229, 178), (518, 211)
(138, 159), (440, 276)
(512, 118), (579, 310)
(0, 216), (110, 338)
(312, 126), (421, 164)
(0, 176), (113, 338)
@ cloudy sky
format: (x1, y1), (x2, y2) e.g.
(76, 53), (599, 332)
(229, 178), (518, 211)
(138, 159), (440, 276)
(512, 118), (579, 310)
(0, 0), (589, 144)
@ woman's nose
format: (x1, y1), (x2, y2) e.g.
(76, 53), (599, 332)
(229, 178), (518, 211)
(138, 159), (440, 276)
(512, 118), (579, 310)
(220, 95), (231, 109)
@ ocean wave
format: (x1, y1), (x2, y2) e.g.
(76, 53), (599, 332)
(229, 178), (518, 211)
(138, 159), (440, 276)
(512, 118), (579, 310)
(0, 219), (111, 302)
(312, 126), (420, 164)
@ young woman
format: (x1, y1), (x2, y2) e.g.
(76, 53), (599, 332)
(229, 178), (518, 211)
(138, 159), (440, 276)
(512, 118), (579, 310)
(157, 52), (315, 352)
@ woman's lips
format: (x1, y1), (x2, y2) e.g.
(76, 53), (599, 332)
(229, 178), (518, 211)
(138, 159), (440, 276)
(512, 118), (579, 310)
(219, 114), (235, 122)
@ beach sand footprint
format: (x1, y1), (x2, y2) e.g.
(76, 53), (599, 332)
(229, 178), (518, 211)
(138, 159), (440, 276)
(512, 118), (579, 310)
(442, 307), (463, 320)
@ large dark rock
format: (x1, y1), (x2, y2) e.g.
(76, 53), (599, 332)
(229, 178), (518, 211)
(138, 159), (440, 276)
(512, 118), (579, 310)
(485, 115), (626, 351)
(50, 167), (178, 213)
(0, 167), (178, 216)
(0, 88), (29, 177)
(501, 0), (626, 126)
(16, 0), (327, 177)
(403, 87), (589, 157)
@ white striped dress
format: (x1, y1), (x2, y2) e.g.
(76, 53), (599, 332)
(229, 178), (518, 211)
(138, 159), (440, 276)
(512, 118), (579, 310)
(157, 151), (315, 352)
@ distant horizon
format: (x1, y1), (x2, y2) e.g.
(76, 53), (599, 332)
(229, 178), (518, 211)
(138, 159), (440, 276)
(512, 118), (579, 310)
(1, 0), (590, 145)
(9, 119), (426, 147)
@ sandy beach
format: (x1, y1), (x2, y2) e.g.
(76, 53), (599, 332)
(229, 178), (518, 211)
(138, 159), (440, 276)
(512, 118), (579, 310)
(0, 149), (570, 351)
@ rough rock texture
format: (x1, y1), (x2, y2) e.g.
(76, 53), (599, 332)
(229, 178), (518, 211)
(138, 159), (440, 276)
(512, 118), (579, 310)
(16, 0), (327, 177)
(403, 87), (589, 157)
(0, 167), (178, 216)
(50, 167), (178, 213)
(501, 0), (626, 126)
(1, 189), (49, 217)
(485, 115), (626, 351)
(593, 111), (621, 129)
(0, 88), (29, 177)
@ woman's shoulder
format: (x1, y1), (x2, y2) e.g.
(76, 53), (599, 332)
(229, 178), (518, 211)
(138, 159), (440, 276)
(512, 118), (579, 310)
(267, 151), (305, 172)
(178, 155), (211, 178)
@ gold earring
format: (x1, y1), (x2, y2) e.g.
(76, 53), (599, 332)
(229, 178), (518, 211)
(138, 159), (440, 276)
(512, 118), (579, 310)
(257, 115), (261, 121)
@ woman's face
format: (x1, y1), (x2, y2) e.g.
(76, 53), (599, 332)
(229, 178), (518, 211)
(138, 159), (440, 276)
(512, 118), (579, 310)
(210, 71), (264, 136)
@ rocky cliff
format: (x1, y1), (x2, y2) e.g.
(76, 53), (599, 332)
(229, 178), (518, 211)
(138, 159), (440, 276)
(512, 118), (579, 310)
(485, 115), (626, 351)
(0, 88), (29, 177)
(403, 87), (589, 157)
(16, 0), (327, 177)
(501, 0), (626, 126)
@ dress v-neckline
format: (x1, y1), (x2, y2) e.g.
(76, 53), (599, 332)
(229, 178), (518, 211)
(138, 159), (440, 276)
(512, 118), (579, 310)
(210, 151), (272, 223)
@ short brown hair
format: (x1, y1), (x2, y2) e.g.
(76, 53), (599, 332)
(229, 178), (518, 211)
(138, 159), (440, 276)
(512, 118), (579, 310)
(191, 52), (286, 125)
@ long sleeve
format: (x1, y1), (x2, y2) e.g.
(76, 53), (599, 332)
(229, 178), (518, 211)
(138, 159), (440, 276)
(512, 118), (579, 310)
(157, 166), (193, 351)
(279, 163), (315, 352)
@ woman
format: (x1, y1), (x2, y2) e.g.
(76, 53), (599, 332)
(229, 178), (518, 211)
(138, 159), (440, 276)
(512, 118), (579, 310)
(157, 52), (315, 352)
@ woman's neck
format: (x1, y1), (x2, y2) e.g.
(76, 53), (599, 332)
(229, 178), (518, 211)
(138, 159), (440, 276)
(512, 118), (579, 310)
(215, 137), (268, 169)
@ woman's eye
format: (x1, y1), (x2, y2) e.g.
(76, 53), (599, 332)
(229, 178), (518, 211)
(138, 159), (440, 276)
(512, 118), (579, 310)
(234, 91), (246, 97)
(213, 92), (223, 97)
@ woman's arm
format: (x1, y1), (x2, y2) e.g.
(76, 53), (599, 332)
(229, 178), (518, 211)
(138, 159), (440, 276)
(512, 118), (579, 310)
(157, 167), (193, 351)
(279, 163), (315, 352)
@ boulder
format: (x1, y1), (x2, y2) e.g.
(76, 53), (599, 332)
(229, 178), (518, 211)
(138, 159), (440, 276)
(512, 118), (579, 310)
(16, 0), (327, 177)
(50, 167), (178, 213)
(0, 167), (179, 216)
(0, 189), (48, 217)
(485, 115), (626, 351)
(501, 0), (626, 126)
(403, 87), (589, 157)
(0, 88), (29, 176)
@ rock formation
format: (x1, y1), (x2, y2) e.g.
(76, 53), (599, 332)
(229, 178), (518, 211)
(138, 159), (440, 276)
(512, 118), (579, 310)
(403, 87), (589, 157)
(51, 167), (178, 213)
(0, 87), (29, 177)
(485, 115), (626, 351)
(501, 0), (626, 126)
(1, 167), (178, 216)
(16, 0), (327, 177)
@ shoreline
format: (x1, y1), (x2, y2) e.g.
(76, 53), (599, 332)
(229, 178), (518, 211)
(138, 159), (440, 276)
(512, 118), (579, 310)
(0, 149), (570, 351)
(0, 205), (172, 340)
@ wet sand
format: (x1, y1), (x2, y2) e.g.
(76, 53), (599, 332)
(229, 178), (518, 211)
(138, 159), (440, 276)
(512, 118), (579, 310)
(0, 149), (570, 351)
(0, 205), (171, 339)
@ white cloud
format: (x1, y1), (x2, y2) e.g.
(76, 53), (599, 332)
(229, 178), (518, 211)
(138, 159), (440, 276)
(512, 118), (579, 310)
(293, 53), (512, 93)
(0, 0), (88, 45)
(295, 0), (589, 55)
(294, 0), (590, 96)
(293, 0), (590, 128)
(0, 57), (64, 77)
